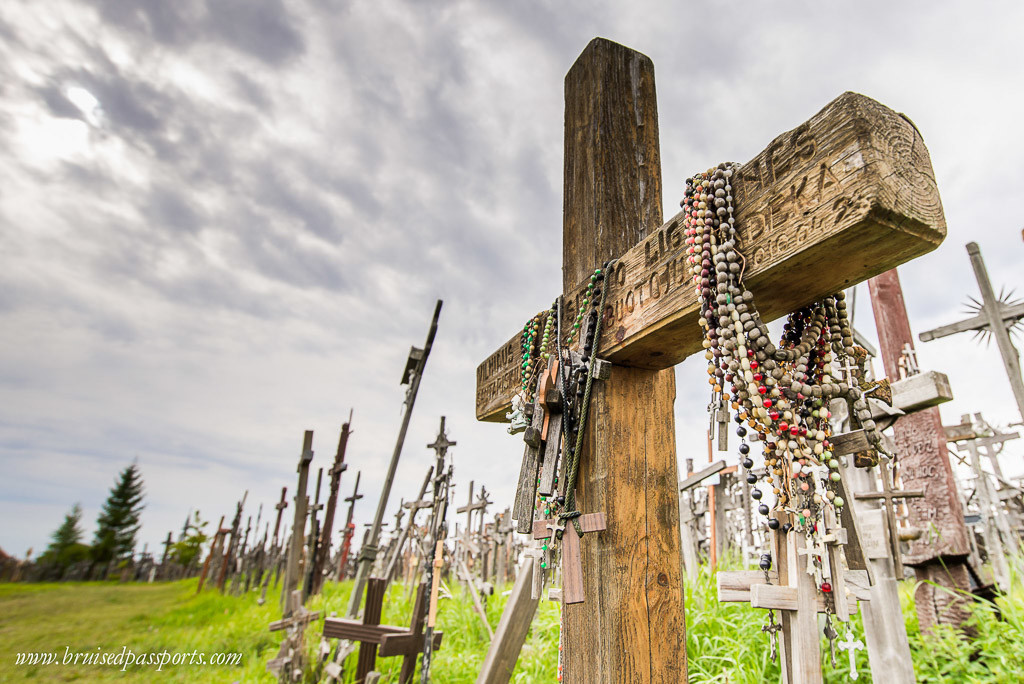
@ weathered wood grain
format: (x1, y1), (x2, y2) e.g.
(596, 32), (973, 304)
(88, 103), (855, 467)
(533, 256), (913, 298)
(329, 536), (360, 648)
(868, 270), (970, 567)
(512, 390), (544, 533)
(831, 429), (870, 456)
(537, 413), (561, 497)
(476, 90), (946, 422)
(678, 460), (727, 491)
(553, 39), (686, 683)
(776, 519), (822, 683)
(475, 556), (541, 684)
(718, 568), (870, 606)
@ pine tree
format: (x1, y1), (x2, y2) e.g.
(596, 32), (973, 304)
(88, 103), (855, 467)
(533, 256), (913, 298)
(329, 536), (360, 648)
(40, 504), (90, 568)
(91, 464), (145, 564)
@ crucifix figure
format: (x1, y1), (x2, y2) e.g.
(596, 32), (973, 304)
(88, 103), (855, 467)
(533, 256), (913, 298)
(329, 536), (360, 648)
(838, 629), (865, 680)
(476, 37), (944, 683)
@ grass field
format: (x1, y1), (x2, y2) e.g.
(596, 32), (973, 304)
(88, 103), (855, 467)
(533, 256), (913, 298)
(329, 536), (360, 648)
(1, 563), (1022, 682)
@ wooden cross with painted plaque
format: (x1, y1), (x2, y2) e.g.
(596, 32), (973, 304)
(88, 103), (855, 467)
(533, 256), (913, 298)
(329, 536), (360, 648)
(475, 38), (944, 682)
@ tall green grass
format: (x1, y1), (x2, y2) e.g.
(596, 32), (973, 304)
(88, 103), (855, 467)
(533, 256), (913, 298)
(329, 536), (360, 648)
(2, 560), (1023, 682)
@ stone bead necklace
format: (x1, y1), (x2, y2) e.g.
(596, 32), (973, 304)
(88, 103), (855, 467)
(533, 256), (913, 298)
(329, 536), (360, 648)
(682, 163), (878, 572)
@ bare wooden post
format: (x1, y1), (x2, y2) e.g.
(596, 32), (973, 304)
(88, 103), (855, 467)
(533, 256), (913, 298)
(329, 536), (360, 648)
(475, 556), (540, 684)
(196, 515), (225, 594)
(282, 430), (314, 615)
(559, 39), (686, 682)
(868, 269), (974, 629)
(347, 300), (442, 619)
(312, 417), (352, 595)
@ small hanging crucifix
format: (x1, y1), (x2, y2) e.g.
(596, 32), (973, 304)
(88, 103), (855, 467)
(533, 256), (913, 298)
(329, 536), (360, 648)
(532, 513), (606, 604)
(761, 609), (782, 662)
(838, 629), (865, 680)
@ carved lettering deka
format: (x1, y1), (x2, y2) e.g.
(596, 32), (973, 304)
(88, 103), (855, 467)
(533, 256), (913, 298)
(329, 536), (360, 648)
(476, 91), (946, 421)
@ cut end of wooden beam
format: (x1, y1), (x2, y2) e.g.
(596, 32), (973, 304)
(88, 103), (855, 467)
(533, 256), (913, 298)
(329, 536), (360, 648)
(476, 91), (947, 422)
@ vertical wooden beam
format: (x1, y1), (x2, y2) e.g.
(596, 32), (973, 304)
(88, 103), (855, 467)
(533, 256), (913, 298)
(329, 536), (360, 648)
(774, 521), (821, 684)
(282, 430), (314, 614)
(476, 557), (540, 684)
(561, 38), (686, 683)
(845, 465), (916, 683)
(966, 242), (1024, 422)
(868, 268), (973, 630)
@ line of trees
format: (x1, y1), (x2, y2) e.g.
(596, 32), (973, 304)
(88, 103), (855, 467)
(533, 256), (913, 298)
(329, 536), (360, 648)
(39, 463), (146, 576)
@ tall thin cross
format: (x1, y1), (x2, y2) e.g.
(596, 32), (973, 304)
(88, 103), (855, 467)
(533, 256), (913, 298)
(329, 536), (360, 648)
(281, 431), (314, 614)
(272, 486), (288, 550)
(338, 471), (363, 578)
(161, 531), (173, 566)
(475, 38), (945, 683)
(919, 241), (1024, 422)
(458, 481), (476, 535)
(869, 266), (974, 633)
(346, 301), (442, 620)
(971, 413), (1019, 481)
(311, 415), (352, 596)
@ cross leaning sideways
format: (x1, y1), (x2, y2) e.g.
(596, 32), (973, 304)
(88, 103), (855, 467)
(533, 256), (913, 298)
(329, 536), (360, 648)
(475, 38), (944, 684)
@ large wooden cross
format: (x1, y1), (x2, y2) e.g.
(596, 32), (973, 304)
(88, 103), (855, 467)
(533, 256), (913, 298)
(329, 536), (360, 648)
(475, 38), (943, 682)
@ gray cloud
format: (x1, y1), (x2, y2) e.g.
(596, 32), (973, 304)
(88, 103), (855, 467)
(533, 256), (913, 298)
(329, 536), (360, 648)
(1, 0), (1022, 561)
(86, 0), (304, 66)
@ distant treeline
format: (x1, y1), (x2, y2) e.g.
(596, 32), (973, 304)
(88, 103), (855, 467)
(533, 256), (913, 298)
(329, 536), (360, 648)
(1, 463), (207, 583)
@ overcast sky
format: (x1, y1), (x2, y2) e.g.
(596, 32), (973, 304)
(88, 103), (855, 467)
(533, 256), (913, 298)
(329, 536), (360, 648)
(2, 0), (1022, 560)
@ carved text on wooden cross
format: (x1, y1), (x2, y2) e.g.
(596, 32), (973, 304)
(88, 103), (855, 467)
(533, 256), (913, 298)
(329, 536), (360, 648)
(477, 91), (945, 421)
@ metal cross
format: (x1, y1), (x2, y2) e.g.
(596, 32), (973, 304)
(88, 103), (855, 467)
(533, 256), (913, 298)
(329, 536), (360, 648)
(761, 609), (782, 662)
(838, 629), (865, 680)
(838, 356), (860, 385)
(796, 537), (817, 577)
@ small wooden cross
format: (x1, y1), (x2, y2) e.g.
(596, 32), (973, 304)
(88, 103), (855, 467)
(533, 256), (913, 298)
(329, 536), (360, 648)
(269, 590), (322, 633)
(322, 578), (443, 684)
(838, 629), (865, 680)
(532, 513), (606, 604)
(268, 590), (320, 681)
(718, 515), (871, 683)
(512, 366), (554, 533)
(838, 356), (861, 385)
(854, 461), (924, 578)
